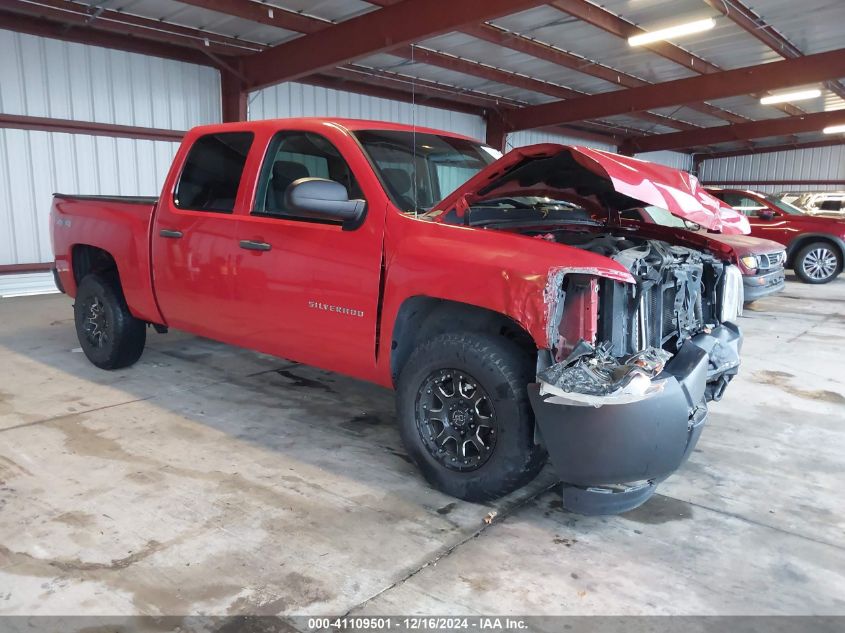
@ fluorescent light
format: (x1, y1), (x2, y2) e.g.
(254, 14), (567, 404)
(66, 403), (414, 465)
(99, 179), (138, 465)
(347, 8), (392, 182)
(628, 18), (715, 46)
(823, 124), (845, 134)
(760, 89), (822, 105)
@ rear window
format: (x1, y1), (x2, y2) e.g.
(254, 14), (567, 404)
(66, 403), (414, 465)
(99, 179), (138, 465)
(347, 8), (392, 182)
(175, 132), (254, 213)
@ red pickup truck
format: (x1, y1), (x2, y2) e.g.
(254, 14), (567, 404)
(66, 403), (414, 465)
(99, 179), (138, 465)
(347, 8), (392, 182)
(51, 119), (748, 515)
(707, 188), (845, 284)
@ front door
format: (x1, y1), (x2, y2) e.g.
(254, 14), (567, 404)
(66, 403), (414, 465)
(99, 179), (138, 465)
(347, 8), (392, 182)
(233, 130), (385, 379)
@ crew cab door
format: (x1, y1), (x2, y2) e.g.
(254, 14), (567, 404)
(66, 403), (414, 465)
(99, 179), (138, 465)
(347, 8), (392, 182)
(152, 131), (254, 340)
(232, 130), (384, 379)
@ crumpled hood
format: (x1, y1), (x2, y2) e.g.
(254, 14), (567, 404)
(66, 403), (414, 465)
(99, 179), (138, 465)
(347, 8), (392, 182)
(433, 144), (751, 235)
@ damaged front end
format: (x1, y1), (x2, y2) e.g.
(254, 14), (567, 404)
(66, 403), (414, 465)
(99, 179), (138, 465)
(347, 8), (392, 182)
(530, 237), (743, 515)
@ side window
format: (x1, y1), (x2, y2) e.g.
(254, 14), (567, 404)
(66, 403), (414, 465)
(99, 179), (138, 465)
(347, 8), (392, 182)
(254, 131), (363, 221)
(718, 193), (766, 217)
(174, 132), (253, 213)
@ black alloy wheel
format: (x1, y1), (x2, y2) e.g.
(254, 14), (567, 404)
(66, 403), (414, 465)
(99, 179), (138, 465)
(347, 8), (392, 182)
(415, 369), (498, 472)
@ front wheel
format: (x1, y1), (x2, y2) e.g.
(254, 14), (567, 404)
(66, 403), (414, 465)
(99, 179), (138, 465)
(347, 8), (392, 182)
(396, 332), (545, 502)
(794, 242), (842, 284)
(74, 273), (146, 369)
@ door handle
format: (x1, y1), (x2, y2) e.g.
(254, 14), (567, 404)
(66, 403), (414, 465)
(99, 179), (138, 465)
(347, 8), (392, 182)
(240, 239), (271, 251)
(159, 229), (183, 238)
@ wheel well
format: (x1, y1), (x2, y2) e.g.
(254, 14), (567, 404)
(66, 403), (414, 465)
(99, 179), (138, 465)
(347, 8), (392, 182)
(72, 245), (119, 286)
(787, 236), (844, 268)
(390, 296), (537, 385)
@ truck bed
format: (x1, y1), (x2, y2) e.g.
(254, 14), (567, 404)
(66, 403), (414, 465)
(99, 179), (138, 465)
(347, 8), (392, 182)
(53, 193), (158, 205)
(51, 193), (163, 324)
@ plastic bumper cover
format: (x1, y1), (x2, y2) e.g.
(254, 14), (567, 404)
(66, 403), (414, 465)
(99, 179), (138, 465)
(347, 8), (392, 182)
(528, 323), (742, 515)
(743, 268), (785, 302)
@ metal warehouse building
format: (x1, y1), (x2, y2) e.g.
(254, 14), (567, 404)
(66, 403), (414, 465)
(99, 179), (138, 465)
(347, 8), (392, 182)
(0, 0), (844, 626)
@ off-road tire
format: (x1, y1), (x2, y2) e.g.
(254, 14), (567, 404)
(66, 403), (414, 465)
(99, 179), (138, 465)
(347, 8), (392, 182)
(74, 273), (146, 369)
(396, 332), (545, 501)
(794, 241), (842, 284)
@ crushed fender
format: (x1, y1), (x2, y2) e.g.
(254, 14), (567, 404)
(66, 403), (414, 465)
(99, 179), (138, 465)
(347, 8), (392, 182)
(537, 340), (672, 407)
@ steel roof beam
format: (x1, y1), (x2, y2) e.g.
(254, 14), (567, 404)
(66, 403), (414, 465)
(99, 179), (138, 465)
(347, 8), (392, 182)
(325, 66), (519, 113)
(702, 0), (845, 102)
(167, 0), (706, 133)
(462, 23), (748, 125)
(0, 9), (220, 66)
(240, 0), (547, 90)
(391, 45), (697, 132)
(694, 138), (845, 160)
(551, 0), (804, 118)
(504, 49), (845, 132)
(175, 0), (330, 35)
(620, 110), (845, 154)
(2, 0), (260, 55)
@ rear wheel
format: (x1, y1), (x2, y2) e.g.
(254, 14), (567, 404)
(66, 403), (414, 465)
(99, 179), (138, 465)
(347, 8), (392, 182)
(396, 332), (545, 502)
(794, 242), (842, 284)
(74, 274), (146, 369)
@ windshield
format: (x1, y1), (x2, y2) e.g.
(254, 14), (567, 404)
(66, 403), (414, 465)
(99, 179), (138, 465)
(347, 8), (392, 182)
(764, 195), (806, 215)
(354, 130), (496, 212)
(640, 205), (689, 228)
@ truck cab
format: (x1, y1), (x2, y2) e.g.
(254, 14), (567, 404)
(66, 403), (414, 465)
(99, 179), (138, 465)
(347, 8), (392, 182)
(52, 118), (748, 515)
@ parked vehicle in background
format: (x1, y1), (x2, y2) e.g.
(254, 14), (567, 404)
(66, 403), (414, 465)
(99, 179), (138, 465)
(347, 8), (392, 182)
(620, 206), (786, 302)
(50, 120), (750, 515)
(791, 191), (845, 216)
(707, 188), (845, 284)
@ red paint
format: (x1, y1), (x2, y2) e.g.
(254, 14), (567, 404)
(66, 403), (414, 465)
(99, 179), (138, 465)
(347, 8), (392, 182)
(50, 118), (748, 390)
(706, 188), (845, 258)
(436, 144), (750, 234)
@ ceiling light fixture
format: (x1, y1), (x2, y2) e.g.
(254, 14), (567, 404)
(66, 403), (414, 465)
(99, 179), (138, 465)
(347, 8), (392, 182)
(628, 18), (716, 46)
(823, 124), (845, 134)
(760, 89), (822, 105)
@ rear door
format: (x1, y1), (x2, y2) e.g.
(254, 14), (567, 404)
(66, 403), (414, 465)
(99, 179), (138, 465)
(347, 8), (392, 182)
(231, 129), (385, 378)
(152, 131), (254, 341)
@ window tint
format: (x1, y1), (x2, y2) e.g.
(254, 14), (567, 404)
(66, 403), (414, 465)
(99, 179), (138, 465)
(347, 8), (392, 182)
(717, 192), (767, 216)
(819, 198), (844, 211)
(175, 132), (253, 213)
(254, 132), (362, 220)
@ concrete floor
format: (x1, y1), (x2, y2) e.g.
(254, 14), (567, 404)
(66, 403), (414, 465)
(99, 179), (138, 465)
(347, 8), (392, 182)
(0, 276), (843, 617)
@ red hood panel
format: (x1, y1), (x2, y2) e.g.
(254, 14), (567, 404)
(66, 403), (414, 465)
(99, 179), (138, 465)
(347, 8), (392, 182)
(434, 144), (750, 235)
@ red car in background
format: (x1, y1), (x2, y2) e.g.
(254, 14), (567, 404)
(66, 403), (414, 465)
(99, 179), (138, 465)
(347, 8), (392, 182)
(706, 188), (845, 284)
(620, 206), (786, 302)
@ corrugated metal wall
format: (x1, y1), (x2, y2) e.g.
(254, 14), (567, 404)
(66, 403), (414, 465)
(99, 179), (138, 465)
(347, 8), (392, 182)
(635, 151), (694, 171)
(700, 145), (845, 193)
(0, 30), (220, 128)
(506, 129), (615, 152)
(0, 131), (180, 266)
(248, 82), (487, 140)
(0, 29), (220, 266)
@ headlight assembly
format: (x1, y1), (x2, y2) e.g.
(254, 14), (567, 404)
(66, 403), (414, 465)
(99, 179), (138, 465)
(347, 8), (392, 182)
(721, 265), (744, 322)
(740, 255), (758, 269)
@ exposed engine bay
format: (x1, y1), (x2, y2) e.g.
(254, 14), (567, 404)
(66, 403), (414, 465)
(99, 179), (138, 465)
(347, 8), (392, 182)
(534, 229), (743, 407)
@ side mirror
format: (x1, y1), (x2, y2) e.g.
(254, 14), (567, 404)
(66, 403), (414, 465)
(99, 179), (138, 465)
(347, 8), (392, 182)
(757, 209), (775, 220)
(684, 220), (702, 231)
(284, 178), (366, 228)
